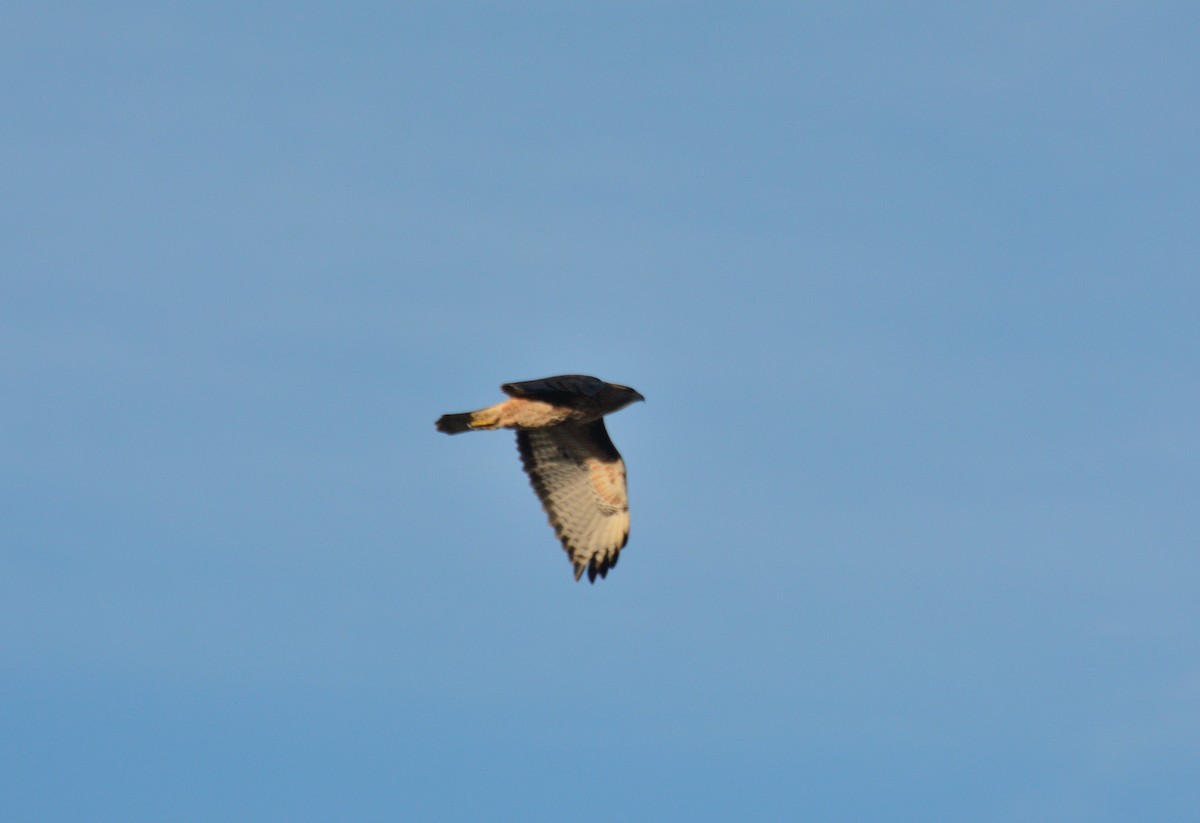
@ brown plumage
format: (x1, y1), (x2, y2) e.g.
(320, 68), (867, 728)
(436, 375), (644, 582)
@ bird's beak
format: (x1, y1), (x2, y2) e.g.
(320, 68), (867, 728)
(631, 389), (645, 403)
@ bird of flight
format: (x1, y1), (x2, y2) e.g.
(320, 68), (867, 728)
(436, 375), (644, 582)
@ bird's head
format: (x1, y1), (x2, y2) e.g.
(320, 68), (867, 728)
(604, 382), (645, 410)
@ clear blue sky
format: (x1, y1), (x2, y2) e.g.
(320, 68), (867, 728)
(4, 3), (1198, 821)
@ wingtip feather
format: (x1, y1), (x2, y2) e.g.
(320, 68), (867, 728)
(435, 412), (473, 434)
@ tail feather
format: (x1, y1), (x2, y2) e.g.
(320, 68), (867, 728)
(435, 412), (474, 434)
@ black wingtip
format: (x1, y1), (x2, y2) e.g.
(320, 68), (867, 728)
(435, 412), (473, 434)
(578, 554), (617, 584)
(574, 562), (603, 583)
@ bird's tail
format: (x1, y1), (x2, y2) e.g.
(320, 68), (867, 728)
(435, 412), (476, 434)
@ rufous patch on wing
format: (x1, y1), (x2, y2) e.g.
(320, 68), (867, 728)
(586, 458), (627, 510)
(495, 398), (575, 429)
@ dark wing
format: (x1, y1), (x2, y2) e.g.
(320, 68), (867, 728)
(501, 374), (606, 403)
(516, 419), (630, 582)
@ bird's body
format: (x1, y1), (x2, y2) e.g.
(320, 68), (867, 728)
(436, 375), (644, 582)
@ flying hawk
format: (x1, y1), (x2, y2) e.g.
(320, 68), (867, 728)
(436, 375), (644, 582)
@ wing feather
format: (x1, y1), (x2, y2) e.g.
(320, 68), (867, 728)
(501, 375), (605, 402)
(516, 420), (629, 582)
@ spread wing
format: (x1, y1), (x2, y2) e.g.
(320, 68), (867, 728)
(516, 420), (629, 582)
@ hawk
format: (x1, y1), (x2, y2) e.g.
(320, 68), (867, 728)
(436, 375), (644, 582)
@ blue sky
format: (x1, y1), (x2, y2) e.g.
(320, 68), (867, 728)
(4, 3), (1198, 821)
